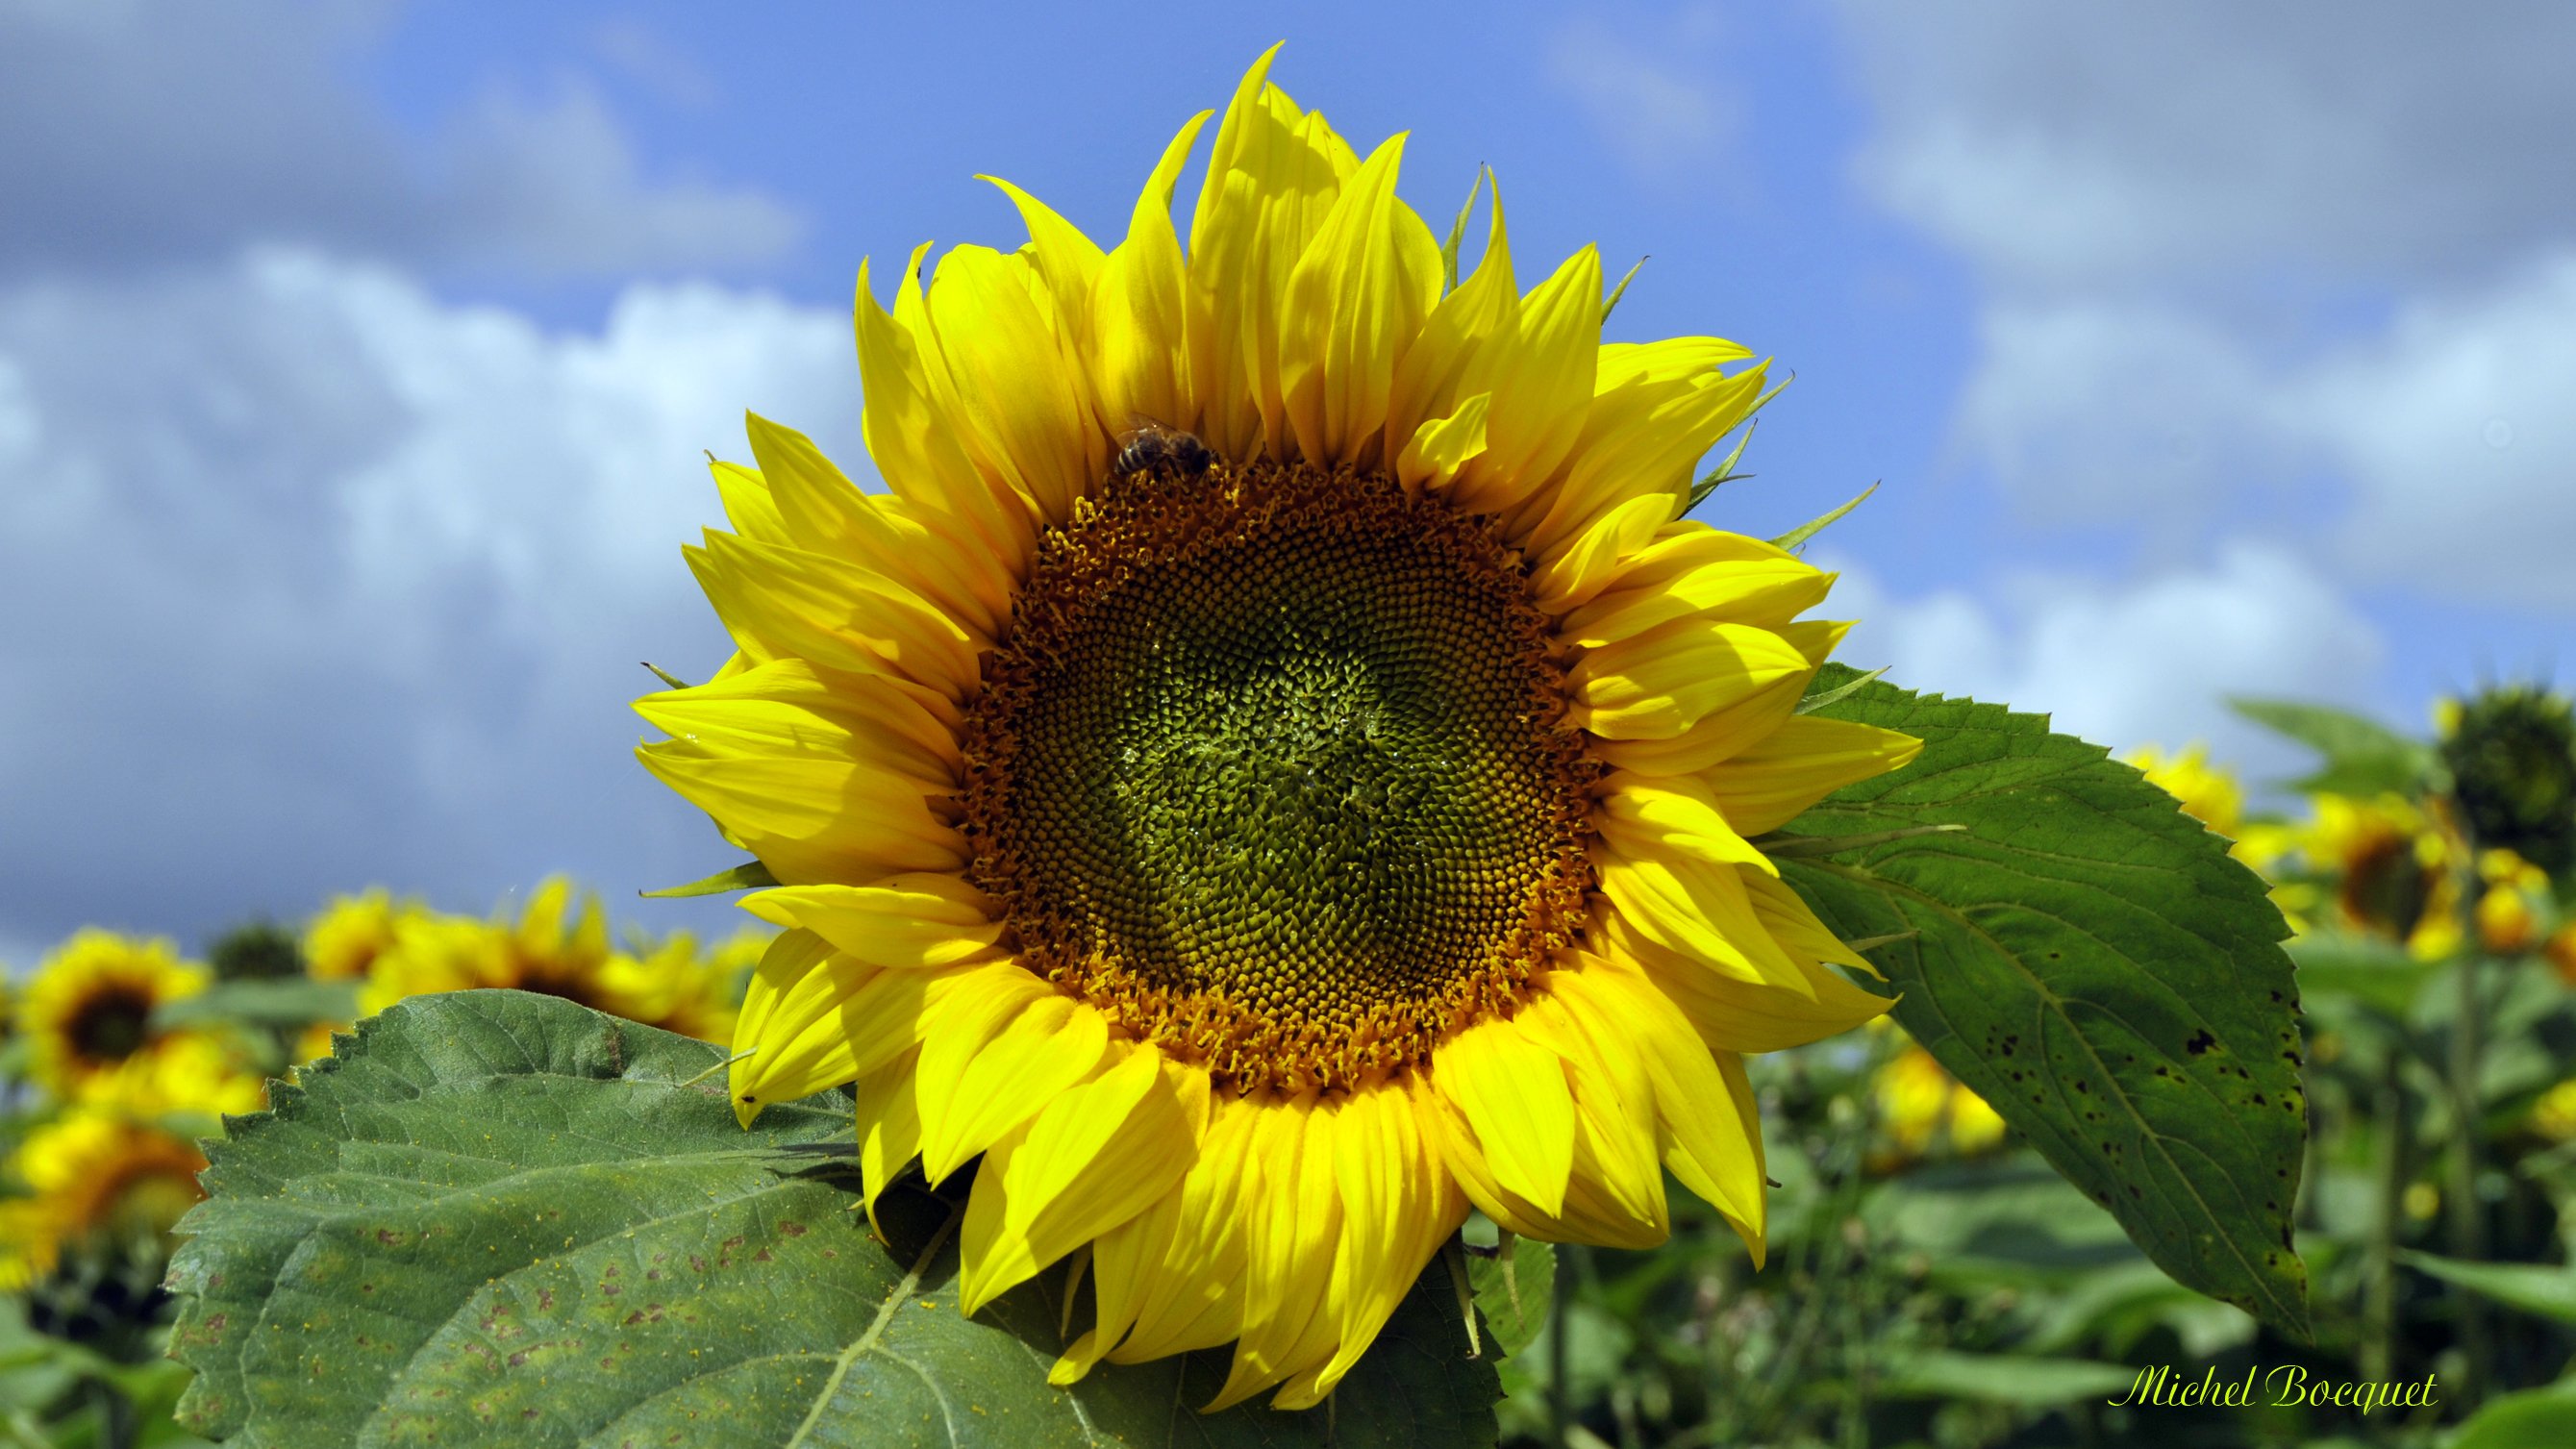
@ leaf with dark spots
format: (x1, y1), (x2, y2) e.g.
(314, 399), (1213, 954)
(1780, 667), (2312, 1337)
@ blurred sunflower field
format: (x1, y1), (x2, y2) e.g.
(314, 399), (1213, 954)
(9, 682), (2576, 1447)
(0, 881), (767, 1448)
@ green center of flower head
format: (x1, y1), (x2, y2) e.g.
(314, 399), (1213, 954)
(66, 985), (156, 1063)
(961, 460), (1596, 1093)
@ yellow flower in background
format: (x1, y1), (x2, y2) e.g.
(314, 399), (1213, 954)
(87, 1030), (267, 1119)
(2546, 924), (2576, 987)
(0, 1109), (209, 1286)
(361, 878), (638, 1018)
(1872, 1040), (2006, 1168)
(638, 49), (1916, 1409)
(2474, 848), (2552, 955)
(2297, 794), (2463, 960)
(304, 887), (429, 983)
(597, 927), (769, 1044)
(2528, 1077), (2576, 1142)
(2125, 743), (2245, 840)
(21, 930), (210, 1102)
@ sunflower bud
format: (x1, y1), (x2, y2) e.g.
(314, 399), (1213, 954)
(208, 919), (305, 982)
(2440, 684), (2576, 877)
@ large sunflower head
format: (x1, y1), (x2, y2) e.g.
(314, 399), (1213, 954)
(21, 930), (209, 1102)
(638, 48), (1917, 1411)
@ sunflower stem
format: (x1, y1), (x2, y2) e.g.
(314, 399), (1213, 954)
(1753, 824), (1967, 859)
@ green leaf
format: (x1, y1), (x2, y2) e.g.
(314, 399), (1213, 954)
(1768, 481), (1875, 553)
(1601, 256), (1645, 321)
(166, 989), (1497, 1448)
(1465, 1233), (1554, 1359)
(640, 859), (781, 898)
(153, 979), (359, 1032)
(2451, 1380), (2576, 1449)
(1873, 1350), (2139, 1406)
(2398, 1250), (2576, 1325)
(1781, 666), (2312, 1337)
(2227, 696), (2437, 797)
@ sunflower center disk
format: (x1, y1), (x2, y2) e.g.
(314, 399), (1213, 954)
(67, 987), (156, 1063)
(962, 462), (1595, 1093)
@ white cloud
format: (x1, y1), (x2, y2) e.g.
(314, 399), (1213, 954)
(1549, 8), (1738, 179)
(1823, 542), (2387, 779)
(1836, 0), (2576, 291)
(0, 0), (797, 278)
(0, 251), (853, 950)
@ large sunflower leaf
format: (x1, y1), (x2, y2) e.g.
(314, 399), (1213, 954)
(165, 989), (1498, 1447)
(1775, 667), (2311, 1337)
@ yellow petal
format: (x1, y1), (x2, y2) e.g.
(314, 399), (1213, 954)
(1522, 364), (1766, 571)
(1513, 985), (1665, 1233)
(1529, 492), (1673, 615)
(974, 175), (1107, 357)
(1091, 112), (1213, 437)
(1553, 961), (1766, 1250)
(1395, 391), (1489, 492)
(959, 1046), (1203, 1313)
(709, 458), (789, 544)
(634, 657), (958, 787)
(1073, 1092), (1262, 1376)
(1570, 617), (1810, 740)
(1593, 838), (1812, 994)
(915, 983), (1107, 1184)
(1588, 662), (1814, 776)
(1434, 1014), (1575, 1216)
(1277, 1086), (1467, 1409)
(1383, 184), (1515, 456)
(1559, 526), (1833, 648)
(1208, 1095), (1345, 1412)
(635, 741), (963, 887)
(1598, 905), (1893, 1054)
(1739, 867), (1888, 979)
(1594, 770), (1778, 876)
(850, 1050), (923, 1235)
(1189, 48), (1359, 460)
(684, 531), (981, 698)
(1596, 336), (1753, 388)
(730, 933), (939, 1124)
(739, 877), (1003, 969)
(917, 243), (1101, 522)
(1276, 133), (1440, 469)
(1447, 246), (1602, 516)
(853, 255), (1038, 571)
(1703, 715), (1923, 835)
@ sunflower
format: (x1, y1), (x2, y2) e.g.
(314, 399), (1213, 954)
(638, 49), (1916, 1410)
(360, 878), (636, 1018)
(596, 928), (766, 1043)
(2125, 743), (2247, 846)
(1871, 1039), (2006, 1169)
(2296, 794), (2463, 960)
(20, 930), (210, 1103)
(304, 887), (428, 983)
(0, 1108), (209, 1286)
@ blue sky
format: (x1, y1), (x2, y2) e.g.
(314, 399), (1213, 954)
(2, 1), (2569, 964)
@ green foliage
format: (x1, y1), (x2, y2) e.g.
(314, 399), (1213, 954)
(1767, 481), (1876, 553)
(164, 989), (1499, 1448)
(1466, 1234), (1554, 1359)
(2399, 1251), (2576, 1327)
(1781, 666), (2313, 1336)
(2230, 696), (2438, 798)
(152, 979), (359, 1033)
(2448, 1380), (2576, 1449)
(204, 923), (302, 984)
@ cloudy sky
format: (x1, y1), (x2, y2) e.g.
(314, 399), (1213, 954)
(2, 0), (2565, 965)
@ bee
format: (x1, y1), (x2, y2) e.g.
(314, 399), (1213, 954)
(1112, 421), (1213, 479)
